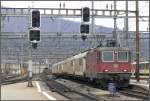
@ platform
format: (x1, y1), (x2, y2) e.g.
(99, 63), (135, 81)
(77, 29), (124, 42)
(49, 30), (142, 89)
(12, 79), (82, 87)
(1, 81), (66, 100)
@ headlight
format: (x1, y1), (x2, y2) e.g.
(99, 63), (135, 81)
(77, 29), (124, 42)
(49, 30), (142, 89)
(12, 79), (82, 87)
(123, 69), (127, 72)
(104, 69), (108, 72)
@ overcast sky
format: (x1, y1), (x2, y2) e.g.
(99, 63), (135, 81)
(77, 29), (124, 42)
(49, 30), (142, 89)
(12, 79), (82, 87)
(1, 1), (149, 31)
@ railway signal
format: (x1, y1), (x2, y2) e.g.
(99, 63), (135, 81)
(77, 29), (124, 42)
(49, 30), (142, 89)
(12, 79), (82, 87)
(82, 7), (90, 22)
(29, 29), (40, 42)
(80, 24), (89, 41)
(80, 24), (89, 34)
(32, 10), (40, 28)
(27, 10), (41, 87)
(81, 35), (87, 41)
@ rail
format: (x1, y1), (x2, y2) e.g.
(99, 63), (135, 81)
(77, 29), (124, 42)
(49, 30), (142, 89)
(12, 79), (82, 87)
(119, 84), (149, 100)
(0, 75), (28, 85)
(40, 74), (99, 101)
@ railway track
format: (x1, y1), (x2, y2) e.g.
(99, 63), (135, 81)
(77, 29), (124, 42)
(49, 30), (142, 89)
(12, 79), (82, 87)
(119, 85), (149, 100)
(41, 73), (149, 100)
(1, 75), (19, 81)
(41, 75), (98, 101)
(0, 75), (27, 85)
(46, 80), (98, 101)
(1, 74), (18, 81)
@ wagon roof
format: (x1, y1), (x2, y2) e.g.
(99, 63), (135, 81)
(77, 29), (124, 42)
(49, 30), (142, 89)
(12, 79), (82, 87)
(52, 52), (87, 66)
(132, 61), (149, 64)
(53, 61), (64, 66)
(64, 52), (87, 62)
(97, 47), (130, 51)
(71, 52), (87, 59)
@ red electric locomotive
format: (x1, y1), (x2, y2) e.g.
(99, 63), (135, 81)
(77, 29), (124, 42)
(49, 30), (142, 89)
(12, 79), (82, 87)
(86, 47), (132, 88)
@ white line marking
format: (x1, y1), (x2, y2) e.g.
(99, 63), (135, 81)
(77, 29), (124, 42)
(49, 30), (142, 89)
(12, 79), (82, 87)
(42, 92), (56, 100)
(35, 81), (41, 92)
(35, 81), (56, 100)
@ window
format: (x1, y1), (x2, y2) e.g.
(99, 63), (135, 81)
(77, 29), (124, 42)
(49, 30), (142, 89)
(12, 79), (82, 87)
(102, 51), (114, 62)
(118, 51), (128, 62)
(139, 64), (145, 70)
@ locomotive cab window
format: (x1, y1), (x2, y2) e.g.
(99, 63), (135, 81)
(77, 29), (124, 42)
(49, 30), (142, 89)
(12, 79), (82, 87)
(118, 51), (128, 62)
(102, 51), (114, 62)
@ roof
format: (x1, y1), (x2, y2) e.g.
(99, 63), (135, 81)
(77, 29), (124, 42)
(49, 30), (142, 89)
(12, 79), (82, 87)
(52, 51), (87, 66)
(132, 61), (149, 64)
(97, 47), (130, 51)
(70, 52), (87, 59)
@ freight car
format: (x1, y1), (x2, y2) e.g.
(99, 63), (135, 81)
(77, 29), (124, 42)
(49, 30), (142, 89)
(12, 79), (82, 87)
(52, 47), (132, 88)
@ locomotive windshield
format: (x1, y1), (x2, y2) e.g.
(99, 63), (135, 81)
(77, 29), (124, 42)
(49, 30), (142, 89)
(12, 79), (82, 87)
(102, 51), (114, 62)
(118, 51), (128, 62)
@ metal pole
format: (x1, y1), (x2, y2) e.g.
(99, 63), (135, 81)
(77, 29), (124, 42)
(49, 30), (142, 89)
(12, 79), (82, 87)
(27, 43), (33, 87)
(58, 2), (61, 35)
(39, 60), (41, 74)
(135, 0), (140, 82)
(20, 40), (23, 75)
(32, 1), (34, 8)
(91, 0), (95, 39)
(113, 0), (117, 46)
(35, 56), (37, 75)
(125, 0), (129, 47)
(0, 9), (1, 100)
(18, 52), (20, 75)
(148, 1), (150, 99)
(27, 7), (33, 87)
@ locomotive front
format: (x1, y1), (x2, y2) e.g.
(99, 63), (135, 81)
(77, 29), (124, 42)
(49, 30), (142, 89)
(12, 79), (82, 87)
(97, 47), (132, 88)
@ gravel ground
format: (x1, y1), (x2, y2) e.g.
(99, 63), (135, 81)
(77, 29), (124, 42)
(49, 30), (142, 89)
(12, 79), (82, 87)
(38, 81), (68, 100)
(56, 79), (142, 100)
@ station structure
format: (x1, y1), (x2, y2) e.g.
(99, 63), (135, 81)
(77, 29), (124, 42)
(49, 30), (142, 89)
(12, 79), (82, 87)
(0, 0), (150, 100)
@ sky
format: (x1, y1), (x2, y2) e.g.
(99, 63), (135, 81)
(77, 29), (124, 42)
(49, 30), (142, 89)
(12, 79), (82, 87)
(1, 1), (149, 31)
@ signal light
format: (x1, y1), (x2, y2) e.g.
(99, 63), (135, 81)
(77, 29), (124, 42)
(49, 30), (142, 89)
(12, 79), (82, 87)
(82, 7), (90, 22)
(80, 24), (89, 34)
(81, 35), (87, 41)
(32, 43), (38, 49)
(32, 10), (40, 28)
(29, 29), (40, 42)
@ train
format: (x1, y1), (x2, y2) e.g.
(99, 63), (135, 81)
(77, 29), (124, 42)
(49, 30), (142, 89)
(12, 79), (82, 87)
(51, 46), (132, 88)
(132, 61), (149, 76)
